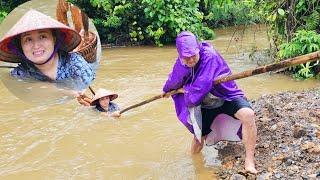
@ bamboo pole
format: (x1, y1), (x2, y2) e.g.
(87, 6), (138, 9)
(0, 66), (15, 68)
(119, 51), (320, 114)
(88, 86), (95, 95)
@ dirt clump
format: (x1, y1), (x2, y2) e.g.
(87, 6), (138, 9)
(216, 88), (320, 179)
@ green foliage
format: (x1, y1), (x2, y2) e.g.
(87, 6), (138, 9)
(258, 0), (320, 79)
(71, 0), (214, 46)
(258, 0), (320, 43)
(203, 0), (261, 28)
(0, 0), (29, 23)
(142, 0), (214, 46)
(0, 11), (7, 23)
(304, 11), (320, 31)
(278, 30), (320, 79)
(69, 0), (146, 45)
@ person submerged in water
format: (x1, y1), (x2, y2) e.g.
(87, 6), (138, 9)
(90, 88), (121, 117)
(0, 9), (94, 91)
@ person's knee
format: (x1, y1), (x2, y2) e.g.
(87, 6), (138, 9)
(236, 108), (255, 126)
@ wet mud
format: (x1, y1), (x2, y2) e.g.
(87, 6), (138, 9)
(215, 88), (320, 179)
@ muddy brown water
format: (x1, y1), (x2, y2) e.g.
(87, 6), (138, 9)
(0, 1), (320, 179)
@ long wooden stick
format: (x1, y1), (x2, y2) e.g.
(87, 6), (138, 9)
(0, 65), (16, 68)
(88, 86), (95, 95)
(119, 51), (320, 114)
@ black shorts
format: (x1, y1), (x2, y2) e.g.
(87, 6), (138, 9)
(201, 97), (252, 136)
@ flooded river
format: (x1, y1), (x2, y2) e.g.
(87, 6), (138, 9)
(0, 0), (319, 179)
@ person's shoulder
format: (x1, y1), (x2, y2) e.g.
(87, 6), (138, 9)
(10, 63), (29, 78)
(199, 42), (215, 60)
(200, 42), (223, 61)
(69, 52), (87, 63)
(200, 41), (216, 54)
(66, 52), (91, 69)
(109, 102), (120, 111)
(110, 101), (120, 108)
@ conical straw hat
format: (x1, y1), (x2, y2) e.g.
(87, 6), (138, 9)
(90, 88), (118, 106)
(0, 9), (81, 63)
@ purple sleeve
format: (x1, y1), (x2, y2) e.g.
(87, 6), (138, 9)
(163, 58), (190, 92)
(184, 54), (217, 107)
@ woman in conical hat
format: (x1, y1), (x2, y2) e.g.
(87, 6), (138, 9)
(90, 88), (121, 117)
(0, 9), (94, 90)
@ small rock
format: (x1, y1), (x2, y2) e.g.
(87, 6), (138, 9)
(301, 142), (315, 150)
(285, 158), (294, 166)
(270, 124), (278, 131)
(257, 172), (271, 180)
(267, 166), (274, 172)
(272, 154), (286, 161)
(279, 144), (289, 152)
(287, 170), (295, 176)
(293, 125), (306, 138)
(274, 172), (281, 178)
(289, 165), (300, 172)
(308, 174), (317, 178)
(301, 174), (309, 180)
(230, 174), (246, 180)
(308, 145), (320, 154)
(297, 95), (304, 99)
(223, 161), (234, 169)
(258, 142), (269, 148)
(247, 174), (256, 180)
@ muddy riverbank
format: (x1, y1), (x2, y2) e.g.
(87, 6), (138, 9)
(215, 88), (320, 179)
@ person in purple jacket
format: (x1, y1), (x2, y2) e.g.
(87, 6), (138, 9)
(162, 31), (257, 174)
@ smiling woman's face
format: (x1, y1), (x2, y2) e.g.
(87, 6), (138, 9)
(20, 29), (55, 64)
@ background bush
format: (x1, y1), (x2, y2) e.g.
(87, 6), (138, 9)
(70, 0), (215, 46)
(258, 0), (320, 79)
(0, 0), (29, 23)
(202, 0), (260, 28)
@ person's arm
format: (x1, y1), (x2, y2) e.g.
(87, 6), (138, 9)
(184, 54), (218, 107)
(109, 102), (121, 118)
(110, 111), (121, 117)
(163, 58), (190, 93)
(101, 111), (120, 117)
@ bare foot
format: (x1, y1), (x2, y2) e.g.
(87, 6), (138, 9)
(245, 159), (258, 174)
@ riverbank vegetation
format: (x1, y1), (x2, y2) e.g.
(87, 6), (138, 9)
(0, 0), (28, 22)
(258, 0), (320, 79)
(0, 0), (319, 79)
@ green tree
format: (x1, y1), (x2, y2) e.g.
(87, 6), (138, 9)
(71, 0), (215, 46)
(0, 0), (29, 23)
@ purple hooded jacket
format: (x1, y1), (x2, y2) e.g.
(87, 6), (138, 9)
(163, 31), (244, 133)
